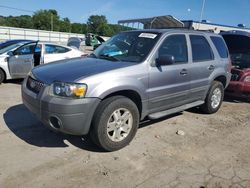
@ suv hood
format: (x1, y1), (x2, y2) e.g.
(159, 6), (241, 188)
(222, 33), (250, 70)
(222, 32), (250, 52)
(32, 57), (134, 84)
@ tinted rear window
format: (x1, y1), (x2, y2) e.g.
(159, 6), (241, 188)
(210, 36), (228, 58)
(190, 35), (214, 62)
(45, 44), (71, 54)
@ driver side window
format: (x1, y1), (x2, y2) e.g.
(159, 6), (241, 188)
(15, 43), (36, 55)
(158, 35), (188, 64)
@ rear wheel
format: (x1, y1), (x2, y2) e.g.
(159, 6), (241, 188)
(90, 96), (139, 151)
(200, 81), (224, 114)
(0, 69), (5, 84)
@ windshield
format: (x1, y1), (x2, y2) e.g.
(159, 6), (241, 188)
(231, 52), (250, 69)
(92, 31), (161, 63)
(0, 43), (24, 55)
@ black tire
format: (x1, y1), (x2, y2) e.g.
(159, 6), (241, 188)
(90, 96), (139, 151)
(0, 69), (5, 84)
(200, 81), (224, 114)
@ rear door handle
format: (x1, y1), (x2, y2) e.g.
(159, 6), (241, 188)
(180, 69), (188, 75)
(208, 65), (215, 71)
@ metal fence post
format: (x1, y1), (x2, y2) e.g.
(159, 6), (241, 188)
(8, 28), (11, 40)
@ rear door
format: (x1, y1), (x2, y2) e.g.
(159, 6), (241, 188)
(8, 41), (38, 78)
(148, 34), (191, 113)
(187, 35), (216, 101)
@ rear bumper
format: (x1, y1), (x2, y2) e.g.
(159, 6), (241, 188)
(22, 79), (101, 135)
(225, 81), (250, 100)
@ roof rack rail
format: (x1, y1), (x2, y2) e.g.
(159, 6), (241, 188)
(196, 29), (215, 33)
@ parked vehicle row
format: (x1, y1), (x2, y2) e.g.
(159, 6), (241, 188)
(22, 29), (231, 151)
(0, 41), (85, 84)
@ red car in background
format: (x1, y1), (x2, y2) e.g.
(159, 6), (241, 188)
(221, 30), (250, 100)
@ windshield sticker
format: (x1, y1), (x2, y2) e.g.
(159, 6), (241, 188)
(139, 33), (157, 39)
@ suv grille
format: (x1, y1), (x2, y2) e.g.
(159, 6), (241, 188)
(26, 76), (45, 94)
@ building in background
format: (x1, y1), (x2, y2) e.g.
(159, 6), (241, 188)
(118, 15), (250, 33)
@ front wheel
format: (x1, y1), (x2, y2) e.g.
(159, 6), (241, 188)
(200, 81), (224, 114)
(90, 96), (139, 151)
(0, 69), (5, 84)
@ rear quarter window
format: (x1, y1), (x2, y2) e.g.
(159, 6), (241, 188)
(210, 36), (228, 58)
(45, 44), (71, 54)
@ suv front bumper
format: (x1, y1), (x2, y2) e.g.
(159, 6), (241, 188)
(21, 78), (100, 135)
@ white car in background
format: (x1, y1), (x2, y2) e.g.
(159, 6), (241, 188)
(0, 41), (85, 84)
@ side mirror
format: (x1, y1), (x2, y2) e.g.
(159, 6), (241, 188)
(7, 51), (14, 56)
(156, 55), (175, 66)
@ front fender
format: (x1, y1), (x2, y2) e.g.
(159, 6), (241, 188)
(0, 60), (11, 80)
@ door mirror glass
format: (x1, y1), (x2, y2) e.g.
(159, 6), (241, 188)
(156, 55), (175, 66)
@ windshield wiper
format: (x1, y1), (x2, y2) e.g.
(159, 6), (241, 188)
(99, 54), (120, 62)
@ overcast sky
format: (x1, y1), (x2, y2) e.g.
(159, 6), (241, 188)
(0, 0), (250, 27)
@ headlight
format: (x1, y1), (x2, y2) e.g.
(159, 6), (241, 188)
(52, 82), (87, 98)
(244, 76), (250, 82)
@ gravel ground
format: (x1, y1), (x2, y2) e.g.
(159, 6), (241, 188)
(0, 81), (250, 188)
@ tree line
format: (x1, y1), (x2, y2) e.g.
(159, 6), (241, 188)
(0, 9), (131, 36)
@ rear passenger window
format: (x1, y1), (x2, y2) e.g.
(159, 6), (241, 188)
(158, 35), (188, 64)
(190, 35), (214, 62)
(210, 36), (228, 58)
(45, 44), (71, 54)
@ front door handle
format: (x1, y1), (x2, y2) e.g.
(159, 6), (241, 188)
(180, 69), (188, 76)
(208, 65), (215, 71)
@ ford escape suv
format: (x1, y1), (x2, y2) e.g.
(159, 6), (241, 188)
(22, 29), (231, 151)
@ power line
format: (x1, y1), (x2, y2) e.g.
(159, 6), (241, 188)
(0, 5), (34, 13)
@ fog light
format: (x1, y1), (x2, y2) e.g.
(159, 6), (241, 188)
(49, 116), (61, 129)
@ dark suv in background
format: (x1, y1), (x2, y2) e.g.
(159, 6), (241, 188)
(22, 29), (231, 151)
(221, 30), (250, 100)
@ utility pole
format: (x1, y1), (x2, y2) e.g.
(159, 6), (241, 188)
(198, 0), (206, 29)
(51, 13), (53, 31)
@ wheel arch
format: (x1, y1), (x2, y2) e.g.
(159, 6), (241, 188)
(214, 75), (227, 88)
(101, 89), (143, 119)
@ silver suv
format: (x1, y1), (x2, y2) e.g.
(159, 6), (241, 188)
(22, 29), (231, 151)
